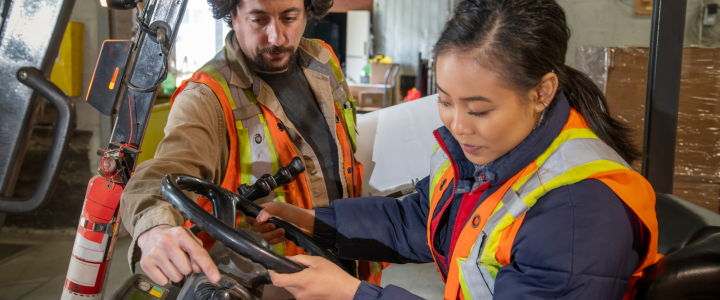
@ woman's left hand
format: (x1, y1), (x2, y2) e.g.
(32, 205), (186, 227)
(269, 255), (361, 300)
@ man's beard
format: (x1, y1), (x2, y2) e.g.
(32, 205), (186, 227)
(253, 45), (297, 73)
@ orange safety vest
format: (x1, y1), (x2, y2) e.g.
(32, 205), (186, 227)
(426, 109), (663, 300)
(170, 40), (386, 284)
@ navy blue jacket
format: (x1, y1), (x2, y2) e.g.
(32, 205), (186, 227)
(313, 94), (644, 299)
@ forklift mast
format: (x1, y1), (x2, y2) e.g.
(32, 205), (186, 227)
(62, 1), (187, 299)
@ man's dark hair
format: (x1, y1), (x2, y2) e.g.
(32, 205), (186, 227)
(208, 0), (334, 27)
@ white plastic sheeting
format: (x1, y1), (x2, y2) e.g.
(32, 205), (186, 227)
(355, 95), (444, 196)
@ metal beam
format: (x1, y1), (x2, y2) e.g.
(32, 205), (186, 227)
(109, 0), (187, 166)
(641, 0), (688, 193)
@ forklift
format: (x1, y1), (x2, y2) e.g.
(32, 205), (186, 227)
(0, 0), (718, 299)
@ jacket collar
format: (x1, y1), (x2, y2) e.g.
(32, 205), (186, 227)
(224, 31), (332, 96)
(435, 91), (571, 187)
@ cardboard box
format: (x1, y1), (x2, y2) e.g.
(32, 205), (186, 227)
(673, 180), (720, 213)
(357, 91), (385, 109)
(370, 62), (399, 85)
(576, 46), (720, 213)
(348, 84), (387, 99)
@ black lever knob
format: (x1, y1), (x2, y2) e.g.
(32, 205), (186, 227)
(237, 157), (306, 201)
(286, 157), (306, 176)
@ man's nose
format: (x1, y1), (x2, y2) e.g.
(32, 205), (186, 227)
(267, 21), (286, 46)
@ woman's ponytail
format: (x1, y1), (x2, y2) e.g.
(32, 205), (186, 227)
(561, 65), (641, 163)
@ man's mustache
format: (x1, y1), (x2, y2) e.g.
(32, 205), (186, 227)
(258, 46), (294, 55)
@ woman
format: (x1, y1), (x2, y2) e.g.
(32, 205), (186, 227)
(247, 0), (662, 299)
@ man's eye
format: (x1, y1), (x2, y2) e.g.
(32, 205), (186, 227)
(285, 17), (297, 21)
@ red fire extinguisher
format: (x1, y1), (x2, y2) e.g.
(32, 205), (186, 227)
(61, 146), (135, 300)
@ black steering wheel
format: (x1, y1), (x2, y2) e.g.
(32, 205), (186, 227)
(160, 160), (346, 274)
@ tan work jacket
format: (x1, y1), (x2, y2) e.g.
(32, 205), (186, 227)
(120, 32), (353, 270)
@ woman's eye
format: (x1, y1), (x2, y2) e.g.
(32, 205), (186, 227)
(469, 110), (491, 117)
(438, 99), (451, 107)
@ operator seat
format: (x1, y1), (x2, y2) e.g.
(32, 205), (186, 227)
(635, 193), (720, 299)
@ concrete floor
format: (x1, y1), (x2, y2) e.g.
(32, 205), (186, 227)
(0, 231), (444, 299)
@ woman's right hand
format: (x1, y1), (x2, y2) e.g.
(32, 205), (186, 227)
(245, 202), (316, 245)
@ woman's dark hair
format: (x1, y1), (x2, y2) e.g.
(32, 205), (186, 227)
(434, 0), (640, 163)
(208, 0), (334, 27)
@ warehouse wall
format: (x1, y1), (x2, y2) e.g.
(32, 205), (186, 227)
(69, 0), (111, 172)
(561, 0), (703, 67)
(372, 0), (461, 76)
(373, 0), (703, 75)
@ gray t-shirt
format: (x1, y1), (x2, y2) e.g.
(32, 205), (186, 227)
(256, 62), (343, 203)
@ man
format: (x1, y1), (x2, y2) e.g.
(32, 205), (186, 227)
(120, 0), (377, 292)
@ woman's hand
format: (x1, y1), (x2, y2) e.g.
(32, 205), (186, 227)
(269, 255), (361, 300)
(245, 202), (316, 245)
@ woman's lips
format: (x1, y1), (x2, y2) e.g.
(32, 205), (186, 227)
(460, 143), (483, 153)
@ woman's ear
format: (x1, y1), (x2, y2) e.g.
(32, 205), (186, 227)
(532, 72), (559, 113)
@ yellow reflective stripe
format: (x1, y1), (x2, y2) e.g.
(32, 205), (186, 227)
(457, 257), (474, 300)
(199, 64), (237, 111)
(341, 101), (358, 152)
(236, 125), (253, 185)
(261, 116), (280, 174)
(535, 128), (599, 167)
(275, 242), (286, 256)
(274, 191), (287, 203)
(479, 212), (516, 279)
(433, 144), (440, 154)
(244, 88), (258, 105)
(480, 159), (631, 279)
(522, 160), (629, 208)
(273, 191), (287, 256)
(512, 128), (599, 191)
(309, 39), (344, 83)
(329, 60), (344, 84)
(429, 160), (451, 203)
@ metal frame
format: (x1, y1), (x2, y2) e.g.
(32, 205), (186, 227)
(108, 0), (187, 169)
(0, 0), (76, 214)
(641, 0), (688, 194)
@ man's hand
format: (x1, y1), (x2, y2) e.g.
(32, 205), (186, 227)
(245, 202), (316, 245)
(269, 255), (361, 300)
(137, 225), (221, 285)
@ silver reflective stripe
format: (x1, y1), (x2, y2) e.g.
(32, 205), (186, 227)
(465, 136), (633, 293)
(327, 69), (348, 106)
(459, 231), (494, 299)
(230, 85), (262, 128)
(516, 138), (630, 202)
(233, 103), (263, 121)
(538, 138), (630, 179)
(479, 265), (495, 294)
(205, 49), (263, 129)
(429, 146), (449, 177)
(205, 49), (274, 200)
(505, 192), (530, 219)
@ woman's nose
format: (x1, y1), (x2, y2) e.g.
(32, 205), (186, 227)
(451, 112), (474, 136)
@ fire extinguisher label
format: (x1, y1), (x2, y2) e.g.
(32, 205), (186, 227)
(66, 256), (100, 286)
(72, 230), (110, 262)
